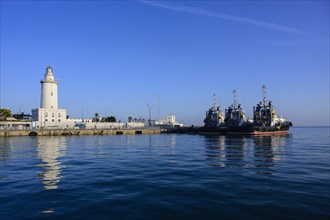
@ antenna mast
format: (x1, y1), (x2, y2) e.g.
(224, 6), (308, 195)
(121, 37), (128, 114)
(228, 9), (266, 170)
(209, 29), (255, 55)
(233, 89), (237, 109)
(157, 95), (160, 120)
(262, 85), (267, 107)
(213, 93), (217, 110)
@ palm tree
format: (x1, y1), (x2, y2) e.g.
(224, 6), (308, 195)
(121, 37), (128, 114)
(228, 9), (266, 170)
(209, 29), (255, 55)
(93, 113), (100, 122)
(128, 116), (133, 122)
(0, 108), (11, 121)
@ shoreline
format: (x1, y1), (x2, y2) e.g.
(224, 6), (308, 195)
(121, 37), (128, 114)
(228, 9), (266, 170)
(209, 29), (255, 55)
(0, 128), (166, 137)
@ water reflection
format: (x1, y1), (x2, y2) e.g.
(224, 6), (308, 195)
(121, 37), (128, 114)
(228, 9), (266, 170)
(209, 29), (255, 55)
(0, 138), (13, 161)
(204, 136), (226, 167)
(37, 137), (67, 190)
(224, 136), (247, 168)
(146, 135), (176, 163)
(253, 135), (288, 175)
(204, 135), (290, 174)
(146, 134), (177, 148)
(205, 136), (247, 167)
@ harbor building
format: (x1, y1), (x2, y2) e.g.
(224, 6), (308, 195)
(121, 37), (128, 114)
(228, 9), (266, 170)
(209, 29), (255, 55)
(0, 108), (32, 130)
(32, 66), (67, 128)
(12, 112), (32, 121)
(155, 115), (183, 127)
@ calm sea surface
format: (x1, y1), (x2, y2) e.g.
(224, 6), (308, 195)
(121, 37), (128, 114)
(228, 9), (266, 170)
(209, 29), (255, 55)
(0, 127), (329, 219)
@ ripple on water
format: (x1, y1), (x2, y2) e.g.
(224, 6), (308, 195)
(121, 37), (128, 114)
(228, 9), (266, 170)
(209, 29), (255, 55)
(0, 128), (329, 219)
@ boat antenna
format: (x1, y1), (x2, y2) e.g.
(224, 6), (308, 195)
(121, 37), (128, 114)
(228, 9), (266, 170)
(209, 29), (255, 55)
(213, 93), (217, 110)
(233, 89), (237, 109)
(262, 84), (267, 107)
(157, 94), (160, 120)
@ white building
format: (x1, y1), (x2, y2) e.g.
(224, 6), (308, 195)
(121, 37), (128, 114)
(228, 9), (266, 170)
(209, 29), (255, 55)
(32, 66), (67, 128)
(155, 115), (183, 127)
(0, 120), (31, 130)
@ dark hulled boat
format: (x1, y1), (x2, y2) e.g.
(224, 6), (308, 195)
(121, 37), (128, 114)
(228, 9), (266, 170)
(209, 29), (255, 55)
(200, 85), (292, 135)
(246, 85), (292, 135)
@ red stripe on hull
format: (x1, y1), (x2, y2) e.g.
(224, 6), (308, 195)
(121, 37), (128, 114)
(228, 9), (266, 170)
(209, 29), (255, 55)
(226, 130), (289, 136)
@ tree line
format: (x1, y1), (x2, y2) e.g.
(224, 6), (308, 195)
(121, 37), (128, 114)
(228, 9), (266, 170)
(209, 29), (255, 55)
(92, 113), (117, 123)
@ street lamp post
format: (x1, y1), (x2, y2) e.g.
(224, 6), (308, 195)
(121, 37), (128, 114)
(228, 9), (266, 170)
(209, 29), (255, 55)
(19, 105), (23, 114)
(81, 108), (84, 122)
(147, 104), (154, 126)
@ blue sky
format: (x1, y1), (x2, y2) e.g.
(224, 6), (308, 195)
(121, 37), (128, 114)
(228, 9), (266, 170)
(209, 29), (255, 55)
(1, 0), (329, 126)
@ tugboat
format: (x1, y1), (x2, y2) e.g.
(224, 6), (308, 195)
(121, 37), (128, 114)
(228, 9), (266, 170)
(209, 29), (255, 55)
(250, 85), (292, 135)
(199, 86), (292, 135)
(224, 89), (254, 133)
(199, 94), (226, 134)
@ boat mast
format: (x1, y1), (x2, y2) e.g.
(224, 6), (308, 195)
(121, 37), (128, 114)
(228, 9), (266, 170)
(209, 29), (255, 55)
(262, 85), (267, 107)
(213, 93), (217, 110)
(233, 89), (237, 109)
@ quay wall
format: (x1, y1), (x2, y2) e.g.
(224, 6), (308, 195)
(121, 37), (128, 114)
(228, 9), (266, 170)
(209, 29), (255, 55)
(0, 128), (165, 137)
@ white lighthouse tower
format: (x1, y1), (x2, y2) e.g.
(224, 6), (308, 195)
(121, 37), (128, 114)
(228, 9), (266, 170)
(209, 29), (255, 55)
(32, 66), (67, 128)
(41, 66), (58, 109)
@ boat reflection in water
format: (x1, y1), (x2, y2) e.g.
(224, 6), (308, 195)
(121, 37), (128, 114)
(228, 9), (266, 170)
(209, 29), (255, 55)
(253, 135), (289, 175)
(224, 136), (247, 168)
(36, 137), (67, 190)
(204, 135), (290, 174)
(204, 136), (226, 167)
(205, 136), (248, 168)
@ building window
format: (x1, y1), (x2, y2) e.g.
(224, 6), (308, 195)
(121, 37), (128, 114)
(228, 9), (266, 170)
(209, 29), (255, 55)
(58, 113), (61, 117)
(45, 112), (48, 117)
(45, 119), (48, 122)
(52, 119), (54, 122)
(52, 113), (55, 117)
(58, 119), (61, 122)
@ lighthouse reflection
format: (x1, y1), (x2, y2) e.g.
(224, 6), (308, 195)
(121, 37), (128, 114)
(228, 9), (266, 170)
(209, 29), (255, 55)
(37, 137), (67, 190)
(204, 135), (289, 174)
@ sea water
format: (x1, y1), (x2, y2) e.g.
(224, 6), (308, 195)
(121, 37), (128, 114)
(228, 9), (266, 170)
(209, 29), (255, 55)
(0, 127), (329, 219)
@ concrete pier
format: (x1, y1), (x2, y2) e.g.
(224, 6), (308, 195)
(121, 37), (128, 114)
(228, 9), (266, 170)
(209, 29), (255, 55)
(0, 128), (166, 137)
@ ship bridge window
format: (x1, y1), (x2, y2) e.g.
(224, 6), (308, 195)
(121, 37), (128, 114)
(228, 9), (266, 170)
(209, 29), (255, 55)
(232, 111), (239, 118)
(261, 109), (271, 117)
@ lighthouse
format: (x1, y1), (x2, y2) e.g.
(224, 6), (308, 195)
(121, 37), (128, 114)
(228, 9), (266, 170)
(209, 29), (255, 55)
(32, 66), (67, 128)
(40, 66), (58, 109)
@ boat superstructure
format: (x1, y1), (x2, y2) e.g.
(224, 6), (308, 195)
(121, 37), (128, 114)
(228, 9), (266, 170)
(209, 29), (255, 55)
(203, 94), (224, 127)
(224, 89), (251, 128)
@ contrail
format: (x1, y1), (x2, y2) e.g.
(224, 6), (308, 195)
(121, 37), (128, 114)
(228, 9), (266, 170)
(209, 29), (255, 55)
(141, 0), (327, 41)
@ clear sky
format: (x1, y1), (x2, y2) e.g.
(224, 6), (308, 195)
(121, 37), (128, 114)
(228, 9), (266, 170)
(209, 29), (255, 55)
(1, 0), (329, 126)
